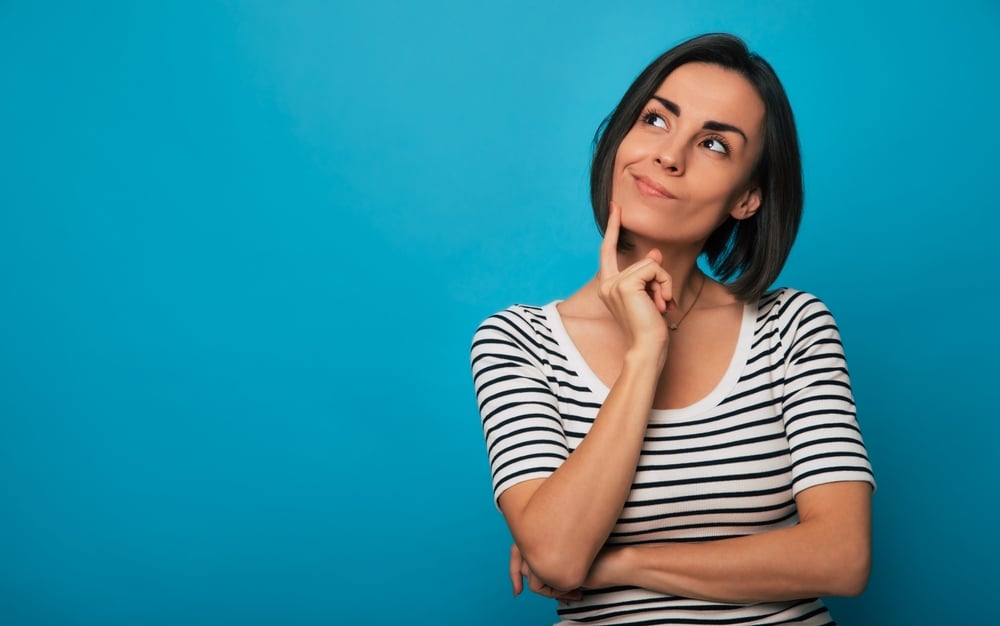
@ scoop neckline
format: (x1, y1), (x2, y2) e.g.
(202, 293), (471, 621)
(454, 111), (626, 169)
(540, 299), (758, 422)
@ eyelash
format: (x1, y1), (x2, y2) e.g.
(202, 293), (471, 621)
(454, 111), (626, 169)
(639, 107), (733, 156)
(640, 107), (666, 128)
(703, 134), (732, 155)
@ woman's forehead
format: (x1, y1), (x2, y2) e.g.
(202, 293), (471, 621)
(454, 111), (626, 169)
(652, 63), (765, 133)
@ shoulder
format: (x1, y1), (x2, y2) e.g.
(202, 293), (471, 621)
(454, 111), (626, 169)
(756, 287), (840, 329)
(756, 288), (847, 363)
(469, 303), (566, 389)
(470, 303), (561, 362)
(472, 303), (554, 341)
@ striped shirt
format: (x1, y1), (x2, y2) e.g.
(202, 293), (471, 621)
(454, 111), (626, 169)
(470, 288), (875, 625)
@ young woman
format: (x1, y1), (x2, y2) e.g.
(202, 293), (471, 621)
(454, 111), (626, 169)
(470, 33), (874, 625)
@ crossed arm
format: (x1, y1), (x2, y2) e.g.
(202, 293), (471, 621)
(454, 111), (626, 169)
(508, 480), (871, 603)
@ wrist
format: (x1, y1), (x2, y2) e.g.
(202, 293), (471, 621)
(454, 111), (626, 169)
(623, 344), (668, 373)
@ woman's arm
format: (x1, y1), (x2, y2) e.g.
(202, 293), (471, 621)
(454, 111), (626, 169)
(499, 347), (662, 590)
(584, 480), (872, 602)
(498, 204), (673, 591)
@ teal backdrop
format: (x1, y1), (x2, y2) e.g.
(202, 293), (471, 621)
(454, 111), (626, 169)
(2, 1), (998, 624)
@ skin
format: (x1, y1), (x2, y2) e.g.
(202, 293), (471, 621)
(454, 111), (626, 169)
(500, 62), (872, 603)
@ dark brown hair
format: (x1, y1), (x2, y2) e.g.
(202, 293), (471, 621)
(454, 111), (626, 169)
(590, 33), (803, 302)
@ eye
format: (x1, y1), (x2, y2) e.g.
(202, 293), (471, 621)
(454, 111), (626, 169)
(640, 109), (668, 129)
(702, 136), (731, 155)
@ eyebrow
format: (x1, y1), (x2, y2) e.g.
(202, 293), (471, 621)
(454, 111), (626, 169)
(651, 96), (749, 144)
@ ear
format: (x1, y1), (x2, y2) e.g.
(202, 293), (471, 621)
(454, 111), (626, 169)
(730, 186), (761, 221)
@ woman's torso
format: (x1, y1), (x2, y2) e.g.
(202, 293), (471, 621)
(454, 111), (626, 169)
(472, 288), (873, 624)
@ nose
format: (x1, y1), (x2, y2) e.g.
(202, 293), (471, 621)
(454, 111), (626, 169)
(653, 136), (684, 175)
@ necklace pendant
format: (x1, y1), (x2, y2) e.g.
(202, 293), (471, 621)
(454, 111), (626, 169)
(668, 322), (678, 331)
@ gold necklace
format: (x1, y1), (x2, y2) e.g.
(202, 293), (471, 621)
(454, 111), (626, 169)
(667, 272), (706, 331)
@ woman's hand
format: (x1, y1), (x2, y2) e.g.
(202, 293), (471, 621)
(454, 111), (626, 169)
(599, 202), (673, 351)
(509, 544), (583, 602)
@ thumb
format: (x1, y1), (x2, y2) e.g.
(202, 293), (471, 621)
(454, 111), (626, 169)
(646, 248), (663, 265)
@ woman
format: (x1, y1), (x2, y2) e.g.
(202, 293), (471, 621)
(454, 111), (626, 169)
(470, 33), (874, 625)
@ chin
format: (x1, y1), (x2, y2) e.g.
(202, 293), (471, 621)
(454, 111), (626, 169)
(619, 211), (676, 242)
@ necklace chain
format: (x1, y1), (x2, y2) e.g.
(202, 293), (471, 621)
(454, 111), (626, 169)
(667, 272), (706, 331)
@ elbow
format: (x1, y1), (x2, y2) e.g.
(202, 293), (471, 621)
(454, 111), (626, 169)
(827, 546), (871, 597)
(837, 558), (871, 598)
(521, 546), (590, 591)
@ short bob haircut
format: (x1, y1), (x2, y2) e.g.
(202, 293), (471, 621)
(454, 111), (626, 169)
(590, 33), (803, 302)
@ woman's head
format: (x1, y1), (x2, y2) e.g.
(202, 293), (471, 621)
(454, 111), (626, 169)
(591, 33), (802, 301)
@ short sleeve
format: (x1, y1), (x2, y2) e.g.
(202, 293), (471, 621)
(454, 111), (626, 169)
(470, 307), (569, 507)
(780, 294), (875, 496)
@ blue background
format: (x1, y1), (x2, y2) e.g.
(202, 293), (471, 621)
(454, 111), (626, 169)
(2, 1), (998, 624)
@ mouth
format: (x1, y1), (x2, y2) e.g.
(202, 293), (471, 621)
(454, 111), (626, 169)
(632, 174), (677, 199)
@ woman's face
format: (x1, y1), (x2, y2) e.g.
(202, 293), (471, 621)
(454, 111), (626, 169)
(612, 62), (766, 246)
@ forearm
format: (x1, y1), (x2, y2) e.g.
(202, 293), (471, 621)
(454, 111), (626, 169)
(509, 349), (663, 589)
(593, 484), (872, 603)
(620, 528), (865, 602)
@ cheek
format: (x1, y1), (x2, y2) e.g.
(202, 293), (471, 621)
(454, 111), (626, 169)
(698, 167), (747, 203)
(612, 142), (644, 195)
(610, 157), (630, 200)
(614, 132), (644, 165)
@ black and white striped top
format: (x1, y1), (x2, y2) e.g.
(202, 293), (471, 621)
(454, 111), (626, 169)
(470, 288), (875, 625)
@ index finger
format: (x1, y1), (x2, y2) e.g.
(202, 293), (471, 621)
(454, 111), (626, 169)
(599, 202), (622, 279)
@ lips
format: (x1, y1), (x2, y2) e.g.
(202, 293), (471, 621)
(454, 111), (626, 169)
(633, 174), (677, 199)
